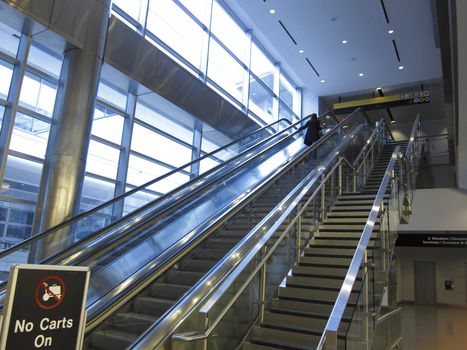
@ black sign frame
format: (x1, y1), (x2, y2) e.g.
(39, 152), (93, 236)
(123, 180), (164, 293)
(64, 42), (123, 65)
(0, 264), (90, 350)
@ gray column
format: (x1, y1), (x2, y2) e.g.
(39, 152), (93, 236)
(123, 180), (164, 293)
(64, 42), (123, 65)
(34, 0), (111, 249)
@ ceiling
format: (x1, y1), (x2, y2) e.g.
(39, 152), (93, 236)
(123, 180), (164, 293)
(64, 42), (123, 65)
(227, 0), (443, 97)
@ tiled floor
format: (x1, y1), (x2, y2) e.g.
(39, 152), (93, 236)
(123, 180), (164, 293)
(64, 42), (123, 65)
(401, 304), (467, 350)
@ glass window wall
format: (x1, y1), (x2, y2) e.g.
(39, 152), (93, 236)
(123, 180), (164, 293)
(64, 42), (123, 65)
(147, 0), (206, 71)
(211, 1), (248, 63)
(9, 112), (50, 159)
(207, 39), (245, 103)
(250, 43), (275, 91)
(19, 72), (57, 117)
(249, 77), (274, 124)
(0, 59), (13, 99)
(86, 140), (120, 179)
(279, 75), (295, 112)
(92, 104), (124, 144)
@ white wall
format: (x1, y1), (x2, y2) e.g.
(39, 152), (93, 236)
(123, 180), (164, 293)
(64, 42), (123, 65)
(396, 248), (466, 306)
(399, 188), (467, 231)
(301, 88), (319, 117)
(396, 188), (467, 306)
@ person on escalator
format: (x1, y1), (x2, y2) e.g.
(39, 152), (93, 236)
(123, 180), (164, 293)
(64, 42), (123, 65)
(304, 113), (322, 146)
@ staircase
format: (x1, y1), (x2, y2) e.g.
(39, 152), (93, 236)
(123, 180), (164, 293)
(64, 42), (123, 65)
(242, 141), (407, 350)
(85, 142), (339, 350)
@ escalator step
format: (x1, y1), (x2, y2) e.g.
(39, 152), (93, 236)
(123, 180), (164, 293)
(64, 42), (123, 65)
(89, 329), (138, 350)
(108, 312), (158, 334)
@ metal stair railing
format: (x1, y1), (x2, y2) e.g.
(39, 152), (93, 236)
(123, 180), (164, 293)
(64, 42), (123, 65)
(83, 109), (369, 333)
(129, 120), (385, 350)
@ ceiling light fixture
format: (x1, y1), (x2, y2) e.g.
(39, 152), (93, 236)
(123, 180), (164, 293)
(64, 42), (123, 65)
(342, 40), (348, 44)
(299, 49), (304, 54)
(269, 9), (276, 14)
(398, 65), (404, 70)
(388, 29), (394, 34)
(359, 73), (364, 77)
(320, 80), (325, 83)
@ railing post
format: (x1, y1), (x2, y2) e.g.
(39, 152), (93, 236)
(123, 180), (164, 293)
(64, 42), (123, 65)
(338, 161), (343, 195)
(259, 246), (267, 323)
(321, 174), (326, 220)
(364, 249), (370, 350)
(353, 170), (357, 193)
(296, 205), (302, 262)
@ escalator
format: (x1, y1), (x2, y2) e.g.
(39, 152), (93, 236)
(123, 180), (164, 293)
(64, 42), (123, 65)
(0, 109), (372, 349)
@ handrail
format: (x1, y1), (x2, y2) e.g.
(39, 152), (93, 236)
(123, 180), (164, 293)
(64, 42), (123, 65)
(0, 117), (293, 260)
(172, 160), (344, 343)
(84, 109), (366, 331)
(316, 146), (401, 350)
(130, 119), (370, 349)
(376, 306), (402, 324)
(171, 122), (387, 343)
(405, 114), (420, 160)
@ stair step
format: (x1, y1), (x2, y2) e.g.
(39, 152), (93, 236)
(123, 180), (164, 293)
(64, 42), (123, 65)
(150, 283), (190, 300)
(108, 312), (157, 334)
(248, 325), (320, 350)
(133, 296), (175, 316)
(89, 329), (138, 350)
(299, 255), (352, 267)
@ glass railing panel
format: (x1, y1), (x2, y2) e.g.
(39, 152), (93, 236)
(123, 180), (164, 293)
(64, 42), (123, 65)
(373, 307), (402, 350)
(344, 270), (374, 350)
(205, 257), (260, 350)
(0, 118), (295, 275)
(84, 122), (359, 307)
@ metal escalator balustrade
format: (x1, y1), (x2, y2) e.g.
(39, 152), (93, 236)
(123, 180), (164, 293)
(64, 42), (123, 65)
(82, 111), (371, 349)
(127, 117), (384, 350)
(0, 117), (296, 276)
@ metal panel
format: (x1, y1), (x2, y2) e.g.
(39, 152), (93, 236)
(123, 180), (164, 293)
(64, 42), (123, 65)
(105, 16), (259, 139)
(0, 1), (47, 36)
(1, 0), (53, 26)
(49, 0), (111, 50)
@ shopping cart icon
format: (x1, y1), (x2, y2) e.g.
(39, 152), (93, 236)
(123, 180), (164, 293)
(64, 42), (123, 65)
(42, 283), (62, 302)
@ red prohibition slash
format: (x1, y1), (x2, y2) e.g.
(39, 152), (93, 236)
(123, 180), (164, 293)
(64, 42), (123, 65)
(35, 275), (66, 310)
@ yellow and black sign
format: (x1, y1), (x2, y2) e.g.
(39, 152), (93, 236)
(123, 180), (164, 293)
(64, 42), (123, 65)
(334, 91), (430, 114)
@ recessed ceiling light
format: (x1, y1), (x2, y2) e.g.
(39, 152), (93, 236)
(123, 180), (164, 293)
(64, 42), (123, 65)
(376, 87), (382, 90)
(388, 30), (394, 34)
(320, 80), (325, 83)
(342, 40), (348, 44)
(398, 65), (404, 70)
(359, 73), (364, 77)
(299, 49), (304, 54)
(269, 9), (276, 14)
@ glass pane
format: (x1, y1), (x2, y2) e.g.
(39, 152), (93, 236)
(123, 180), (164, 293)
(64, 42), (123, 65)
(208, 39), (245, 103)
(97, 82), (128, 110)
(147, 0), (206, 70)
(0, 22), (20, 57)
(178, 0), (212, 26)
(80, 176), (116, 211)
(123, 187), (159, 216)
(127, 155), (189, 194)
(211, 1), (247, 62)
(135, 102), (194, 144)
(113, 0), (147, 24)
(28, 42), (63, 78)
(0, 59), (14, 99)
(279, 75), (294, 111)
(0, 105), (5, 134)
(19, 73), (57, 117)
(92, 105), (124, 144)
(2, 156), (42, 202)
(131, 123), (192, 167)
(10, 112), (50, 158)
(251, 43), (275, 91)
(127, 154), (168, 188)
(249, 77), (274, 124)
(86, 140), (120, 179)
(279, 103), (298, 124)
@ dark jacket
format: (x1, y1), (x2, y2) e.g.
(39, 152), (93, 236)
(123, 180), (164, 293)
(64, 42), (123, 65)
(304, 117), (321, 146)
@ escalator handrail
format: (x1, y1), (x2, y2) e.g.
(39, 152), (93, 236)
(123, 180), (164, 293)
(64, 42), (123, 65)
(82, 108), (366, 333)
(0, 117), (293, 260)
(405, 114), (420, 160)
(131, 122), (376, 349)
(316, 146), (401, 350)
